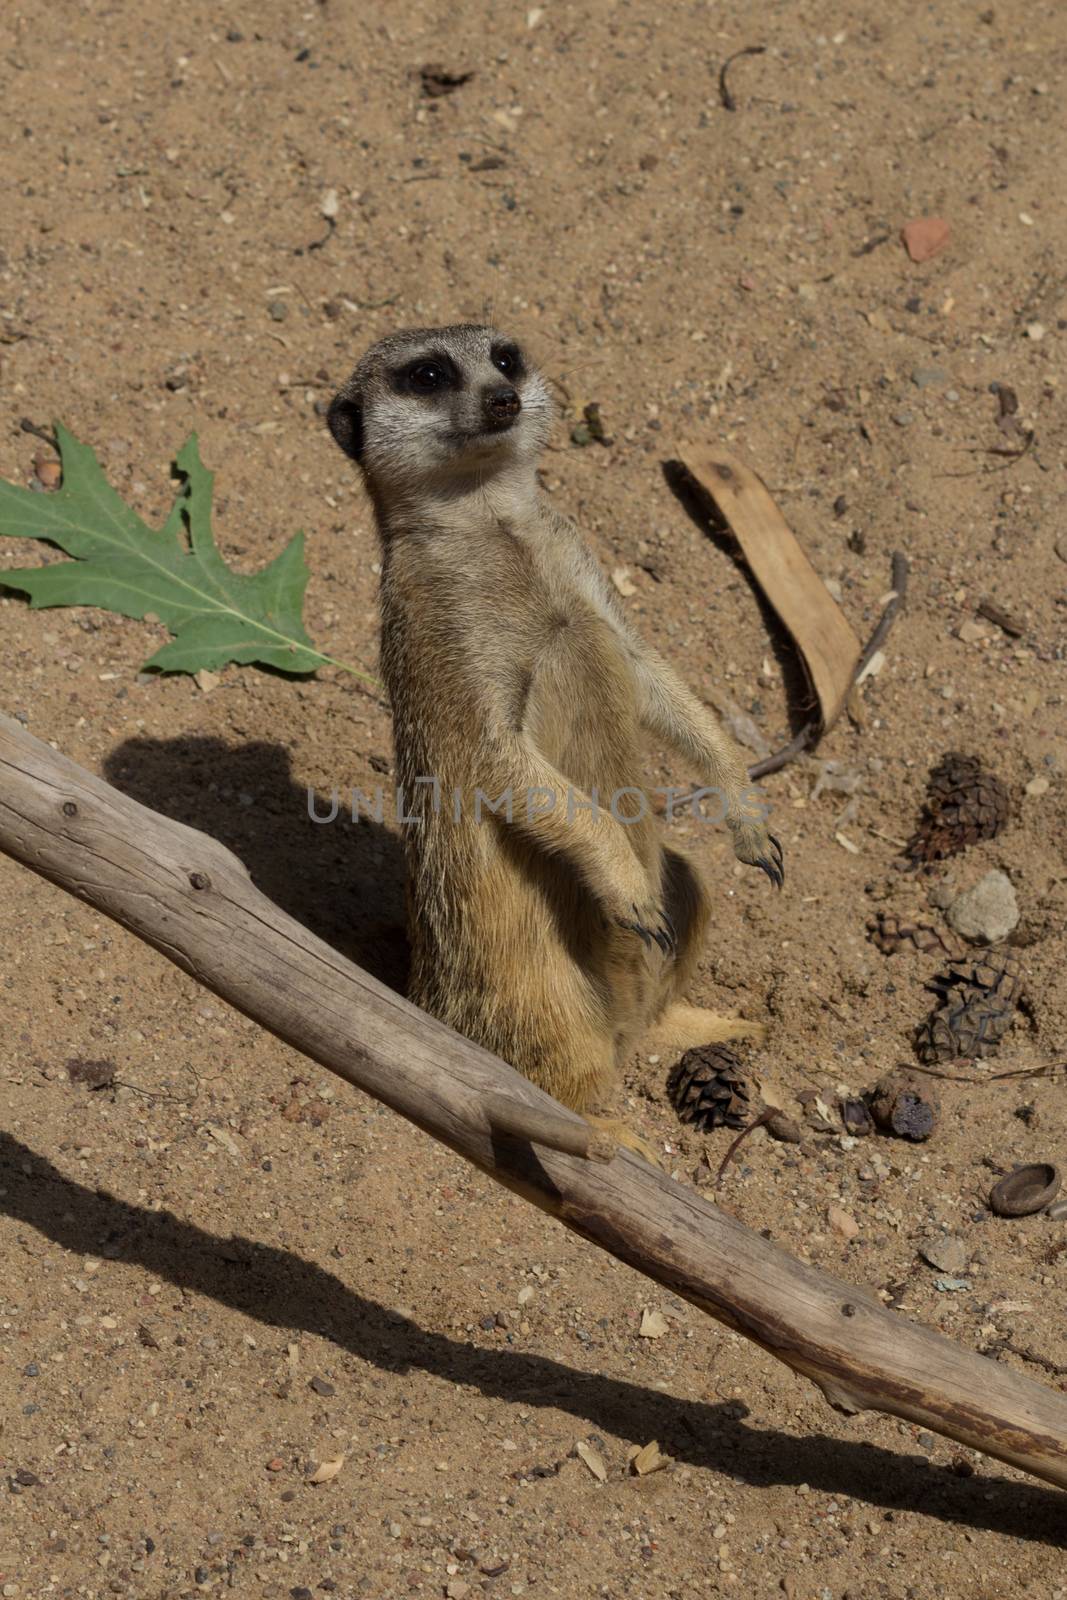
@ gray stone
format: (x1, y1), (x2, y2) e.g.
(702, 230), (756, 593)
(946, 870), (1019, 945)
(911, 366), (948, 389)
(919, 1234), (969, 1276)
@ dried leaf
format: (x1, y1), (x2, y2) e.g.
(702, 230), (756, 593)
(205, 1124), (242, 1157)
(638, 1307), (670, 1339)
(752, 1072), (786, 1112)
(307, 1455), (344, 1484)
(629, 1440), (671, 1475)
(675, 444), (862, 731)
(574, 1440), (608, 1482)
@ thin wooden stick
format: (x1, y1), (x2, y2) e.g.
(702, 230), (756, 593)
(748, 552), (910, 780)
(0, 711), (1065, 1491)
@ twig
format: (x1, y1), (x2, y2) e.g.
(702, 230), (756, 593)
(983, 1339), (1067, 1379)
(716, 1109), (775, 1182)
(939, 431), (1035, 479)
(19, 417), (59, 451)
(718, 45), (766, 111)
(812, 990), (849, 1025)
(901, 1060), (1065, 1086)
(855, 550), (909, 679)
(867, 826), (910, 849)
(852, 232), (891, 257)
(296, 217), (336, 256)
(748, 720), (819, 781)
(482, 1092), (613, 1162)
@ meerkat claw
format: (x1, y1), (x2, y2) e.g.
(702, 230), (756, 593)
(758, 834), (785, 889)
(621, 907), (654, 948)
(619, 904), (675, 957)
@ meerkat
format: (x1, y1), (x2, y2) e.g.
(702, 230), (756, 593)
(327, 325), (782, 1146)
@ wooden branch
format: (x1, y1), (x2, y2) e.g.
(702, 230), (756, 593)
(0, 711), (1065, 1492)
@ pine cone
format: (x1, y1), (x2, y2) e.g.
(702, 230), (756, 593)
(666, 1045), (753, 1131)
(866, 911), (963, 958)
(914, 946), (1023, 1062)
(905, 752), (1011, 868)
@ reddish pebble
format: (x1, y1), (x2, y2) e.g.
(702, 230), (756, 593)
(33, 455), (62, 490)
(266, 1456), (285, 1472)
(901, 216), (951, 263)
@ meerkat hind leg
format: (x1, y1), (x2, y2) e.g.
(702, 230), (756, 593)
(644, 1003), (766, 1052)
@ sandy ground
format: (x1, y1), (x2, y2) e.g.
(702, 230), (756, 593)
(1, 0), (1066, 1595)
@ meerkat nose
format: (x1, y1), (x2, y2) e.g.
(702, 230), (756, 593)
(483, 384), (522, 429)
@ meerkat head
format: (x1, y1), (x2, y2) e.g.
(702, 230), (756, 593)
(327, 324), (553, 501)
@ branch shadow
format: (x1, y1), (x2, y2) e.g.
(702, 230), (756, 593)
(2, 1132), (1063, 1545)
(102, 734), (409, 992)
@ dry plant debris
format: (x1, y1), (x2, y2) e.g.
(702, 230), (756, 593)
(904, 751), (1012, 868)
(914, 947), (1024, 1063)
(868, 1072), (942, 1141)
(666, 1044), (753, 1130)
(866, 910), (964, 958)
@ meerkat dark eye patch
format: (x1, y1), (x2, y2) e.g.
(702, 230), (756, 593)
(490, 343), (525, 380)
(400, 356), (459, 396)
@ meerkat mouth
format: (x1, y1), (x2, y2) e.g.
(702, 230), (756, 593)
(451, 425), (520, 450)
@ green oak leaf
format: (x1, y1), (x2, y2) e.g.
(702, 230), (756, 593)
(0, 424), (374, 682)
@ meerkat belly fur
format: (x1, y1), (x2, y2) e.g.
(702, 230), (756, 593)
(328, 325), (782, 1125)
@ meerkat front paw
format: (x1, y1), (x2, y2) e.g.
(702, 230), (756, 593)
(617, 899), (677, 957)
(598, 885), (676, 957)
(730, 820), (785, 888)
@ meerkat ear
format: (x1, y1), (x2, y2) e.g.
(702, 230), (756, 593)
(327, 387), (364, 462)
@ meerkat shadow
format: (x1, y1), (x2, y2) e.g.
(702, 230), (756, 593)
(102, 734), (410, 992)
(661, 458), (815, 738)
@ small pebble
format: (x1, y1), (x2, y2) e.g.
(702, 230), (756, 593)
(946, 870), (1019, 945)
(901, 215), (951, 263)
(957, 620), (986, 644)
(911, 367), (948, 389)
(919, 1235), (969, 1276)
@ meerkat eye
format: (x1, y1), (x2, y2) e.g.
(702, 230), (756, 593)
(491, 344), (522, 379)
(408, 361), (447, 393)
